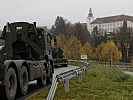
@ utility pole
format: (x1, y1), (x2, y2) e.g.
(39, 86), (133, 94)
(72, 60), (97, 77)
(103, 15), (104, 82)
(107, 34), (114, 67)
(110, 48), (113, 67)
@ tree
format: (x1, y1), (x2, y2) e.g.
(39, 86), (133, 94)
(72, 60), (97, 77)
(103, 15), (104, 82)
(80, 42), (93, 59)
(96, 41), (122, 62)
(51, 34), (65, 49)
(52, 16), (66, 36)
(131, 56), (133, 65)
(92, 26), (99, 35)
(74, 22), (83, 40)
(64, 22), (74, 39)
(63, 36), (82, 59)
(56, 34), (66, 49)
(91, 26), (102, 48)
(95, 42), (105, 61)
(115, 20), (133, 62)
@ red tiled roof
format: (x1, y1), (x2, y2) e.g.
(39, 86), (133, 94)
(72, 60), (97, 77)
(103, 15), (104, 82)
(91, 14), (133, 24)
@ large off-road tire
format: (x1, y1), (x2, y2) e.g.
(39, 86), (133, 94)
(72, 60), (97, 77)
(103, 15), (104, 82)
(46, 63), (53, 84)
(3, 68), (17, 100)
(37, 73), (46, 87)
(20, 67), (29, 96)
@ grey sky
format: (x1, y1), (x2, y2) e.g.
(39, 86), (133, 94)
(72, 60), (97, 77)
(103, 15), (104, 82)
(0, 0), (133, 29)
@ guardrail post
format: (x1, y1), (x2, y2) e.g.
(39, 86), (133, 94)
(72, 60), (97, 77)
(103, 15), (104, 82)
(85, 66), (88, 75)
(47, 78), (59, 100)
(64, 78), (70, 93)
(78, 72), (82, 83)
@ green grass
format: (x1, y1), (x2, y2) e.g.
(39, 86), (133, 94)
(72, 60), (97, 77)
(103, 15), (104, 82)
(28, 63), (133, 100)
(68, 61), (86, 67)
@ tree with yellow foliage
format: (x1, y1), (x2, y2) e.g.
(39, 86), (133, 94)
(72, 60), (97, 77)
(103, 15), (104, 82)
(51, 34), (65, 48)
(96, 41), (122, 62)
(95, 42), (105, 61)
(63, 36), (82, 59)
(80, 42), (93, 60)
(56, 34), (65, 49)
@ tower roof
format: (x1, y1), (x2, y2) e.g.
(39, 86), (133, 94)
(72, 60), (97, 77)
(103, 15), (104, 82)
(88, 8), (93, 17)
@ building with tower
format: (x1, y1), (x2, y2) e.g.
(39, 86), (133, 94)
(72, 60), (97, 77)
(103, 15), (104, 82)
(87, 8), (133, 34)
(87, 8), (94, 32)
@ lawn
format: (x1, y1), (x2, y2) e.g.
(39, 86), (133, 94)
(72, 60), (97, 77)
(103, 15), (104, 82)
(29, 63), (133, 100)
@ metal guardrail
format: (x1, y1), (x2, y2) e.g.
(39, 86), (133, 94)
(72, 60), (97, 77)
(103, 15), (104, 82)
(46, 60), (92, 100)
(89, 60), (133, 70)
(89, 60), (133, 66)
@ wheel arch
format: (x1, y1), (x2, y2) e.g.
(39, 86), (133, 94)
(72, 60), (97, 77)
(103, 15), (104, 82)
(8, 62), (18, 79)
(3, 61), (18, 85)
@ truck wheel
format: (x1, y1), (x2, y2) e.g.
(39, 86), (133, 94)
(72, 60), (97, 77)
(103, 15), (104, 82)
(5, 68), (17, 100)
(47, 64), (53, 84)
(37, 73), (46, 87)
(20, 67), (29, 95)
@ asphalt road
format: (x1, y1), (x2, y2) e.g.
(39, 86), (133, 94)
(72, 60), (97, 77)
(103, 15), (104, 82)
(16, 65), (79, 100)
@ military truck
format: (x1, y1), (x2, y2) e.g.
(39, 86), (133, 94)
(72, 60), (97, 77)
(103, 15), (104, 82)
(52, 37), (68, 67)
(0, 22), (54, 100)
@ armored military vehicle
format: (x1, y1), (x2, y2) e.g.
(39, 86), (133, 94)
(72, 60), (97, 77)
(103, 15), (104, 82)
(0, 22), (54, 100)
(52, 37), (68, 67)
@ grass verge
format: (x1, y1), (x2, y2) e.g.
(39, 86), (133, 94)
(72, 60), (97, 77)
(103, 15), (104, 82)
(29, 63), (133, 100)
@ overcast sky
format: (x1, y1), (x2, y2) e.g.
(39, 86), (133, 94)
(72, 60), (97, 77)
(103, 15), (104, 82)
(0, 0), (133, 29)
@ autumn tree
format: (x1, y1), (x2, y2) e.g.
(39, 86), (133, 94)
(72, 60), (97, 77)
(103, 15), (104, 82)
(96, 41), (122, 62)
(80, 42), (93, 59)
(56, 34), (66, 49)
(131, 56), (133, 65)
(95, 42), (105, 61)
(63, 36), (81, 59)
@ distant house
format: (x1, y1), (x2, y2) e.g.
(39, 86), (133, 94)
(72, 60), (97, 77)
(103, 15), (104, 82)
(87, 8), (133, 34)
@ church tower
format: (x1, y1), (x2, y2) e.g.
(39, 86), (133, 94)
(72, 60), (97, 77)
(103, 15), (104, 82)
(87, 8), (94, 33)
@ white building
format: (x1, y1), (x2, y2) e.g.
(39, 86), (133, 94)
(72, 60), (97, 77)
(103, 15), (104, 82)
(87, 8), (133, 34)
